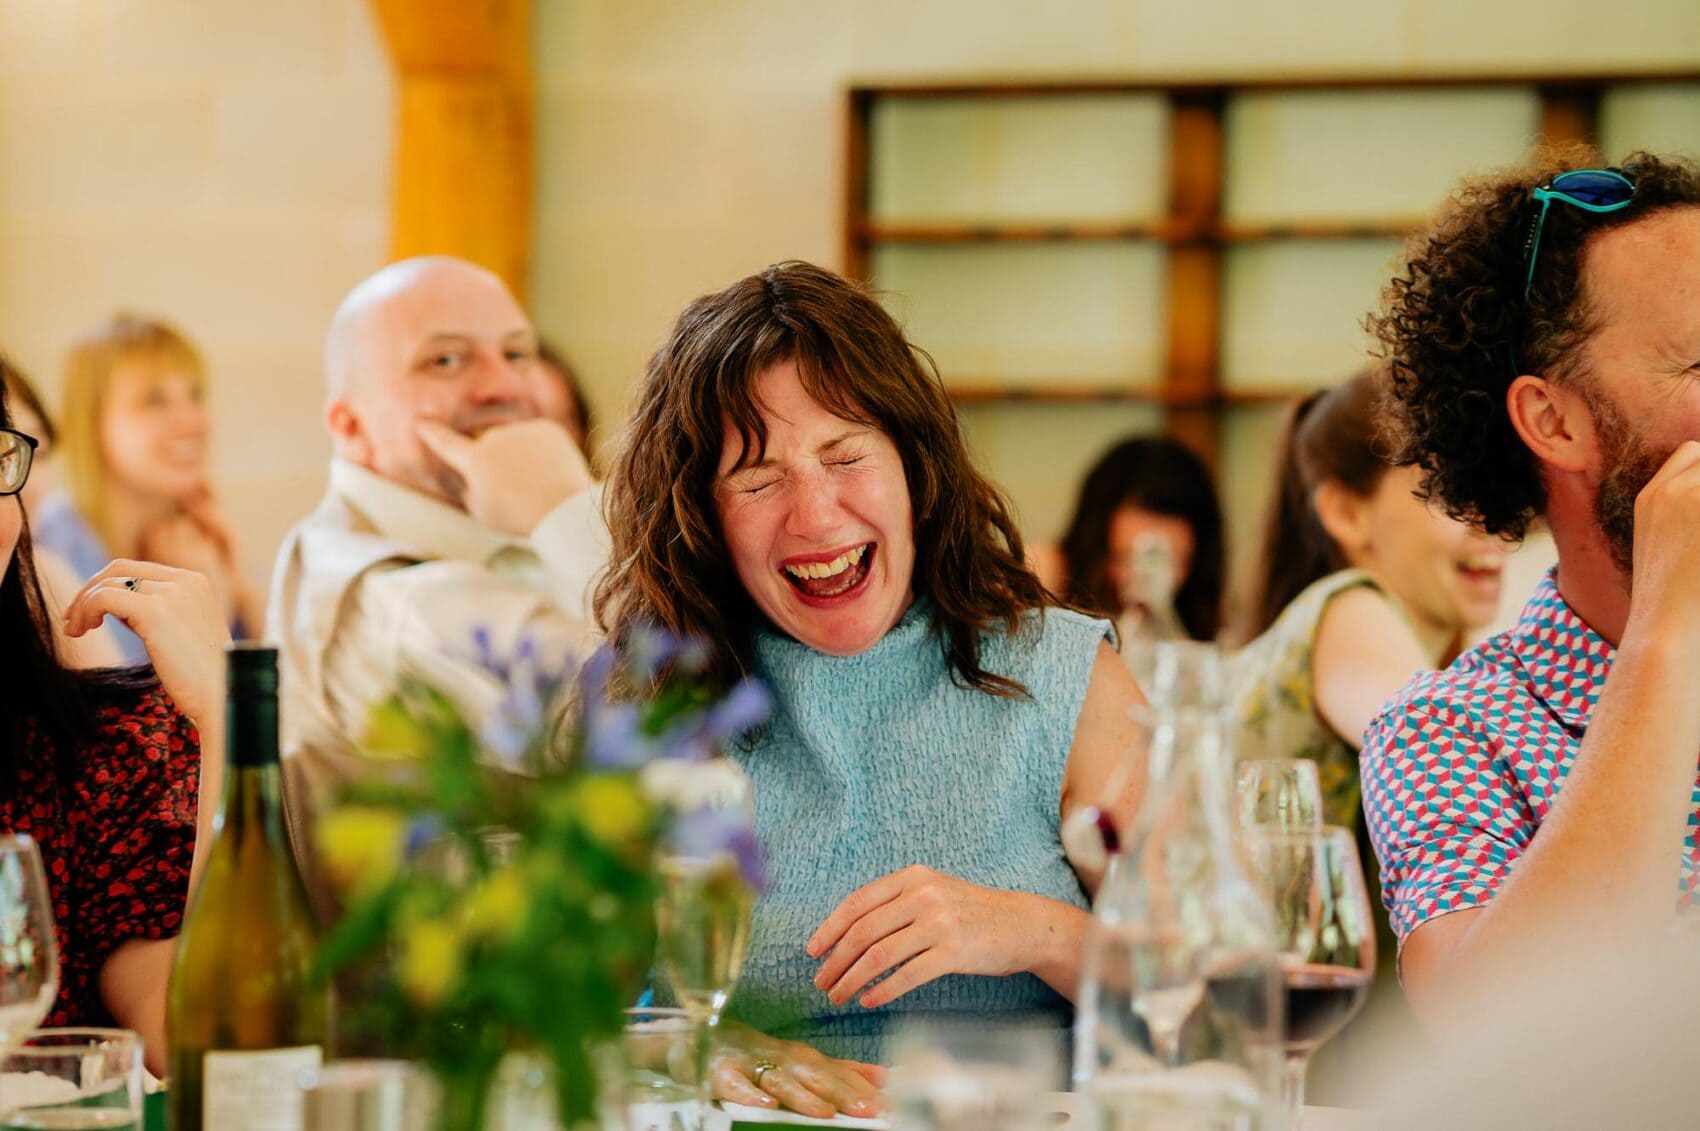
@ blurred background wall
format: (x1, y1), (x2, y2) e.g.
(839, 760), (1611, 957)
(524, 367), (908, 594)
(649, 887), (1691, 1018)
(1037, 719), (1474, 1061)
(1, 0), (1698, 604)
(529, 0), (1700, 610)
(0, 1), (390, 589)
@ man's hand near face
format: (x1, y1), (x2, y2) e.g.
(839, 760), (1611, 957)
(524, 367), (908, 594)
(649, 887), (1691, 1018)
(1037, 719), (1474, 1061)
(417, 418), (595, 536)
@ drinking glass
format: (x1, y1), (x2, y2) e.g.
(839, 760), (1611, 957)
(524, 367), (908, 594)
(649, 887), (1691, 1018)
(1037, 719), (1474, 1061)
(0, 1029), (142, 1131)
(1075, 685), (1283, 1131)
(1236, 759), (1324, 831)
(655, 760), (756, 1130)
(0, 838), (59, 1048)
(1239, 826), (1375, 1129)
(300, 1060), (440, 1131)
(889, 1017), (1062, 1131)
(617, 1008), (700, 1131)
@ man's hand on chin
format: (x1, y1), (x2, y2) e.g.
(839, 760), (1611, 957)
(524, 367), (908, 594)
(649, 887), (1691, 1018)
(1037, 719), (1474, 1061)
(417, 418), (595, 536)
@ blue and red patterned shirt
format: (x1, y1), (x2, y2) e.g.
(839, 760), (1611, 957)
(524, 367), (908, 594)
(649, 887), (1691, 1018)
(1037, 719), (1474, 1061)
(1362, 569), (1700, 946)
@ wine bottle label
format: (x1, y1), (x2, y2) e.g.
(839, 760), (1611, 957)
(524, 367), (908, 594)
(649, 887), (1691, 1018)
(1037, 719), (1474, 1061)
(202, 1046), (324, 1131)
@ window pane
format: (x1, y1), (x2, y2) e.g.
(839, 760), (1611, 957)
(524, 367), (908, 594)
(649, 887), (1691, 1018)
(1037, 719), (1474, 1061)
(874, 243), (1166, 387)
(1599, 84), (1700, 161)
(959, 402), (1164, 544)
(1220, 403), (1294, 633)
(1221, 239), (1403, 391)
(870, 95), (1169, 224)
(1224, 89), (1541, 223)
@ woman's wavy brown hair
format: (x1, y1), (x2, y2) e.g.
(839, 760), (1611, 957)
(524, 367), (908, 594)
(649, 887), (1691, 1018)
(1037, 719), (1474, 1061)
(1367, 145), (1700, 541)
(594, 260), (1055, 698)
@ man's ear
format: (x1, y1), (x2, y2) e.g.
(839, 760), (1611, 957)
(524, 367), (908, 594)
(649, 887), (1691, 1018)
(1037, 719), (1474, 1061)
(325, 397), (370, 463)
(1506, 374), (1596, 475)
(1313, 479), (1369, 557)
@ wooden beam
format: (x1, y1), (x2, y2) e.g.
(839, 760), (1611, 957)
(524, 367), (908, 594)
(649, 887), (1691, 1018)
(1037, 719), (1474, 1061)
(1539, 83), (1603, 149)
(849, 67), (1700, 100)
(368, 0), (533, 300)
(843, 90), (874, 281)
(1162, 90), (1227, 466)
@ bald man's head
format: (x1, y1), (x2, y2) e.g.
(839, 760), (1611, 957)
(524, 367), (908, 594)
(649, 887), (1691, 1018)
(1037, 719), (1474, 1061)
(322, 255), (544, 505)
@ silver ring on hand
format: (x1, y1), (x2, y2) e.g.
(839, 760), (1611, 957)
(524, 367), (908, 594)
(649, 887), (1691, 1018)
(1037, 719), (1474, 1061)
(751, 1059), (780, 1089)
(122, 577), (141, 593)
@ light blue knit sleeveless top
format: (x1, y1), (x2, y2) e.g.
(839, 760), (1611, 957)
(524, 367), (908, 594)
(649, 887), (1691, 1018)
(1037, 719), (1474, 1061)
(725, 600), (1108, 1064)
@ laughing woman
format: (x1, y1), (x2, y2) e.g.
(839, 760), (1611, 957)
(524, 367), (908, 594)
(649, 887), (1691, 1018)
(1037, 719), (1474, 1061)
(596, 262), (1144, 1118)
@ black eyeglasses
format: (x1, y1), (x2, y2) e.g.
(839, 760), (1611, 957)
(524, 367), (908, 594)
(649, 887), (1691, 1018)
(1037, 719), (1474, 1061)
(0, 429), (38, 496)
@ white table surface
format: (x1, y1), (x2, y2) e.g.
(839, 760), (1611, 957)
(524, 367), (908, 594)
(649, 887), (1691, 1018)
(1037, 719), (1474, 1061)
(709, 1093), (1373, 1128)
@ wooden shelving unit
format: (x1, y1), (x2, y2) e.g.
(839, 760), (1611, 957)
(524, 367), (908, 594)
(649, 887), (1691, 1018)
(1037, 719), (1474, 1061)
(843, 67), (1700, 464)
(941, 382), (1319, 407)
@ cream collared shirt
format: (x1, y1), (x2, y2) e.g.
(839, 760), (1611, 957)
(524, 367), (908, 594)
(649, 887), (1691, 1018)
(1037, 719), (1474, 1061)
(265, 459), (608, 829)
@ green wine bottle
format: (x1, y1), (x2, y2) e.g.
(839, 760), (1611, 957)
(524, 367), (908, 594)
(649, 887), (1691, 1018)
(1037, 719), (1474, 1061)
(168, 645), (330, 1131)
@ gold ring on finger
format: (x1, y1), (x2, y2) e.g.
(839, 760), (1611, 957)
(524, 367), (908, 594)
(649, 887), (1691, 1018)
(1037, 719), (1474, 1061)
(751, 1059), (780, 1089)
(122, 577), (141, 593)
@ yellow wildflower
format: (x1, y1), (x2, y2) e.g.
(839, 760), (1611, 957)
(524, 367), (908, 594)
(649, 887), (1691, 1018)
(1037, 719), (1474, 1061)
(571, 775), (650, 847)
(399, 917), (465, 1006)
(315, 806), (407, 894)
(362, 697), (434, 760)
(464, 868), (528, 940)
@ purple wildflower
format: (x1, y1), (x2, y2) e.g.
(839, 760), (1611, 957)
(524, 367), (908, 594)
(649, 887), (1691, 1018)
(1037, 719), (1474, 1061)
(701, 679), (772, 744)
(670, 806), (767, 892)
(404, 813), (448, 861)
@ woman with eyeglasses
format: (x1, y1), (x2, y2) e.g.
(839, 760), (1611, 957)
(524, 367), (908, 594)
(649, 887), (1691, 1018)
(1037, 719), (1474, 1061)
(32, 313), (261, 666)
(0, 361), (231, 1075)
(0, 363), (122, 668)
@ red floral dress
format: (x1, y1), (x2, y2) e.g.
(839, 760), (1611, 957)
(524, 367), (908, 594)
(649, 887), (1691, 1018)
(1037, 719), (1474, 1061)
(6, 688), (200, 1027)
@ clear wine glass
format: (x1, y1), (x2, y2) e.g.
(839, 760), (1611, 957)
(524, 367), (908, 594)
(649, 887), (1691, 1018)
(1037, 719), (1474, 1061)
(0, 837), (59, 1048)
(1236, 759), (1324, 831)
(1239, 825), (1375, 1130)
(654, 760), (757, 1130)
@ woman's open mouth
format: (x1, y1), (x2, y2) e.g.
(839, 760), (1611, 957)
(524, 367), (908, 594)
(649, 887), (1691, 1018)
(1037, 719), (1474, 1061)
(780, 542), (875, 605)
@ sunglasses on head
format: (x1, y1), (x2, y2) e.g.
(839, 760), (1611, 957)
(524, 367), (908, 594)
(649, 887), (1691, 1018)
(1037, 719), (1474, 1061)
(1521, 167), (1638, 300)
(0, 428), (38, 497)
(1510, 167), (1638, 376)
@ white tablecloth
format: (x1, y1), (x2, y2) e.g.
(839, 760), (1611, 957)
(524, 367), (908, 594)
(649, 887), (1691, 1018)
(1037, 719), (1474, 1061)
(708, 1094), (1372, 1128)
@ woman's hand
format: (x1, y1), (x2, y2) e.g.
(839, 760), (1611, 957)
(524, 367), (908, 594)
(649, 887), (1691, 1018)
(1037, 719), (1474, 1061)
(711, 1022), (886, 1119)
(807, 865), (1082, 1008)
(63, 560), (232, 724)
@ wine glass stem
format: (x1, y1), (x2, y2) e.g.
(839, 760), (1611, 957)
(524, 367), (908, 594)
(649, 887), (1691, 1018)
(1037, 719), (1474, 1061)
(693, 1010), (720, 1131)
(1282, 1054), (1308, 1130)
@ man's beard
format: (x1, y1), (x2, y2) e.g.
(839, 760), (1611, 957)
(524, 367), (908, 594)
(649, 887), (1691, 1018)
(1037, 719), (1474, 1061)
(1587, 387), (1666, 579)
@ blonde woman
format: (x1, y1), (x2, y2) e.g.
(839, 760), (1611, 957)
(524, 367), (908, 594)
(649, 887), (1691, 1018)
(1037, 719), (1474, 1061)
(33, 314), (259, 664)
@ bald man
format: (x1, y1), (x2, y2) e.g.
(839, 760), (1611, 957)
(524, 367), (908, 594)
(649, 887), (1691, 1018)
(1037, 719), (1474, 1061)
(266, 257), (607, 848)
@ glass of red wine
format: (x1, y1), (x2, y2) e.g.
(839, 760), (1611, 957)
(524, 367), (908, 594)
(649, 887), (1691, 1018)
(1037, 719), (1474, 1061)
(1239, 825), (1375, 1129)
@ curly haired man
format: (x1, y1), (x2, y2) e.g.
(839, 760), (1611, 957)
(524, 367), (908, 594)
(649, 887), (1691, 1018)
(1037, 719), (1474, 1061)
(1361, 147), (1700, 1021)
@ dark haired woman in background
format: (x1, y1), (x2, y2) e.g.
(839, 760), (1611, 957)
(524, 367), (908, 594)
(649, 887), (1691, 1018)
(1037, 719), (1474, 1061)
(0, 372), (229, 1075)
(1231, 369), (1506, 826)
(1031, 435), (1224, 641)
(598, 261), (1144, 1116)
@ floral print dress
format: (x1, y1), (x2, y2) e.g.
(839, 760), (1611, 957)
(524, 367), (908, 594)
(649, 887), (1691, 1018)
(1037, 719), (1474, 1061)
(1228, 569), (1385, 828)
(6, 688), (200, 1027)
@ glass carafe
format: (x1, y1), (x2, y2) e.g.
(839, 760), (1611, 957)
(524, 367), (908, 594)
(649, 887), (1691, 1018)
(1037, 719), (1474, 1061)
(1074, 648), (1284, 1131)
